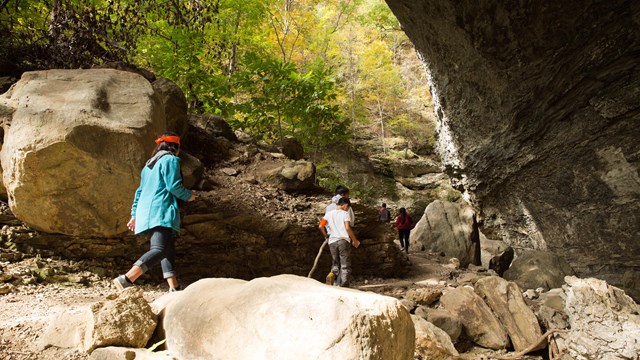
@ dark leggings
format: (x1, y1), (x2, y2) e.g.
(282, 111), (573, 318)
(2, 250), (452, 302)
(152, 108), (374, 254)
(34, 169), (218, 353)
(134, 226), (176, 279)
(398, 229), (411, 252)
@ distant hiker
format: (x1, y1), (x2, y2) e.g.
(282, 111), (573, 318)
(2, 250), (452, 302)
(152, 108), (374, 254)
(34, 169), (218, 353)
(325, 185), (355, 224)
(379, 203), (391, 222)
(324, 185), (355, 286)
(319, 197), (360, 287)
(113, 132), (196, 292)
(395, 207), (413, 254)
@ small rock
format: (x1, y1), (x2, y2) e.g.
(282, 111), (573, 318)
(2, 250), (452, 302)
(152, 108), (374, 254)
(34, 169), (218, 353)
(221, 168), (238, 176)
(0, 284), (14, 294)
(523, 289), (538, 300)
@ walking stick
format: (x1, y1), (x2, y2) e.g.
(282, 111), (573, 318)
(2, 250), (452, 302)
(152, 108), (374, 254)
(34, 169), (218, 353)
(308, 239), (327, 278)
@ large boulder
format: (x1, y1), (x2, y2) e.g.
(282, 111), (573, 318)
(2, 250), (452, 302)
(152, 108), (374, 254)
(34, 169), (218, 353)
(163, 275), (415, 360)
(0, 69), (165, 237)
(278, 135), (304, 160)
(152, 78), (188, 137)
(439, 286), (509, 350)
(474, 276), (544, 352)
(260, 159), (316, 191)
(410, 200), (480, 267)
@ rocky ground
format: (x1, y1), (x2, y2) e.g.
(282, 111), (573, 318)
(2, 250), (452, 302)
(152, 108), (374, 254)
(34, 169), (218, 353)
(0, 248), (465, 360)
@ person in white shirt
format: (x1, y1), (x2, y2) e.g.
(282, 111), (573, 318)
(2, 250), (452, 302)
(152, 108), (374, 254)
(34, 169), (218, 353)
(319, 197), (360, 287)
(325, 185), (355, 224)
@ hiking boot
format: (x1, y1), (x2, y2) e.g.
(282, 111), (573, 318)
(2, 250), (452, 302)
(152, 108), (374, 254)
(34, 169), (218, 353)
(325, 272), (336, 286)
(113, 275), (133, 291)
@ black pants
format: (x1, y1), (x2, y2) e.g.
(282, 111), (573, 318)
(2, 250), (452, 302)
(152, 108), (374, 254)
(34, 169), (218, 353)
(398, 229), (411, 252)
(134, 226), (176, 278)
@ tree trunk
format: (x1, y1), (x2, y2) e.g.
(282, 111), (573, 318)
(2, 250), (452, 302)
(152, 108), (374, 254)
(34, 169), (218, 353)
(227, 11), (241, 77)
(48, 0), (62, 40)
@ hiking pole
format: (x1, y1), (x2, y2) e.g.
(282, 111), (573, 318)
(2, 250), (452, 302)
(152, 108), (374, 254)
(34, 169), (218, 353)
(308, 239), (327, 278)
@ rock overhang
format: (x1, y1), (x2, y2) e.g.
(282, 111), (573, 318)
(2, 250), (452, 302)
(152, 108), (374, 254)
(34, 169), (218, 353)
(385, 0), (640, 300)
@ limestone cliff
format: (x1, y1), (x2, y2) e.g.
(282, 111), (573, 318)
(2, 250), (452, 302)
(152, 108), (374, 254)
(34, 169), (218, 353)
(386, 0), (640, 299)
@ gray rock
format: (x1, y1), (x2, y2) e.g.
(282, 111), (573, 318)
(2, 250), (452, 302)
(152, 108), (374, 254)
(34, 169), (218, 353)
(89, 347), (176, 360)
(405, 287), (442, 306)
(440, 286), (509, 349)
(414, 307), (462, 342)
(178, 151), (203, 189)
(260, 160), (315, 191)
(475, 276), (544, 352)
(39, 287), (157, 353)
(503, 250), (575, 291)
(411, 315), (459, 359)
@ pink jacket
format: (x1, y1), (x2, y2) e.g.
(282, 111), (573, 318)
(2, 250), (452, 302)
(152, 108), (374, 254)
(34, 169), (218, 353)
(395, 214), (413, 230)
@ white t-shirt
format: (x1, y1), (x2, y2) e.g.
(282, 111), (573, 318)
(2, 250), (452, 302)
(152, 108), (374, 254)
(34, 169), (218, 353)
(323, 209), (352, 244)
(325, 202), (355, 223)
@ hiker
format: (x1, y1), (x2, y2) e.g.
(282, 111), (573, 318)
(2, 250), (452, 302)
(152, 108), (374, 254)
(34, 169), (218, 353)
(324, 185), (355, 286)
(379, 203), (391, 222)
(113, 132), (196, 292)
(395, 207), (413, 253)
(319, 197), (360, 287)
(325, 185), (355, 224)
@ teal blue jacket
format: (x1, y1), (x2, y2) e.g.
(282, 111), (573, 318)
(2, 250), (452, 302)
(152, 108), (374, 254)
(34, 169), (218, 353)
(131, 151), (192, 235)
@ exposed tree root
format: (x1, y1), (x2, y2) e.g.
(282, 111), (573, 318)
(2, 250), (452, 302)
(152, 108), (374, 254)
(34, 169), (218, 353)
(493, 329), (569, 360)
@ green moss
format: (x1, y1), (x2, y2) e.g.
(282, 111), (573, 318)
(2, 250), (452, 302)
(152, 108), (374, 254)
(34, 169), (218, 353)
(445, 189), (462, 202)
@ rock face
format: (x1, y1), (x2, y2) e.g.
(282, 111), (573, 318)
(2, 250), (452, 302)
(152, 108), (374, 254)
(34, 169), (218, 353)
(177, 202), (408, 284)
(559, 276), (640, 359)
(385, 0), (640, 299)
(0, 69), (164, 237)
(163, 275), (415, 360)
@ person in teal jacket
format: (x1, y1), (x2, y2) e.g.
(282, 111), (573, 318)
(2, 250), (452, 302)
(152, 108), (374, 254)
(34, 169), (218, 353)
(113, 132), (196, 292)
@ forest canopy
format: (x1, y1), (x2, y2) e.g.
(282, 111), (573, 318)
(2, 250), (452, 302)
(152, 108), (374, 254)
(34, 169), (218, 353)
(1, 0), (434, 154)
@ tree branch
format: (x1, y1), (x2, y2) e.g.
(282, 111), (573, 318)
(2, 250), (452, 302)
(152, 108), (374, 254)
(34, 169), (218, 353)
(0, 0), (11, 14)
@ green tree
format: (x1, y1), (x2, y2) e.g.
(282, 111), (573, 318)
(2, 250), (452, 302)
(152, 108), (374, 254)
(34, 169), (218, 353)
(231, 53), (347, 155)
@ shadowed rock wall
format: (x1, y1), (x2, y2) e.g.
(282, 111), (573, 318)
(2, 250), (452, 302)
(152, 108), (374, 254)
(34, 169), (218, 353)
(386, 0), (640, 299)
